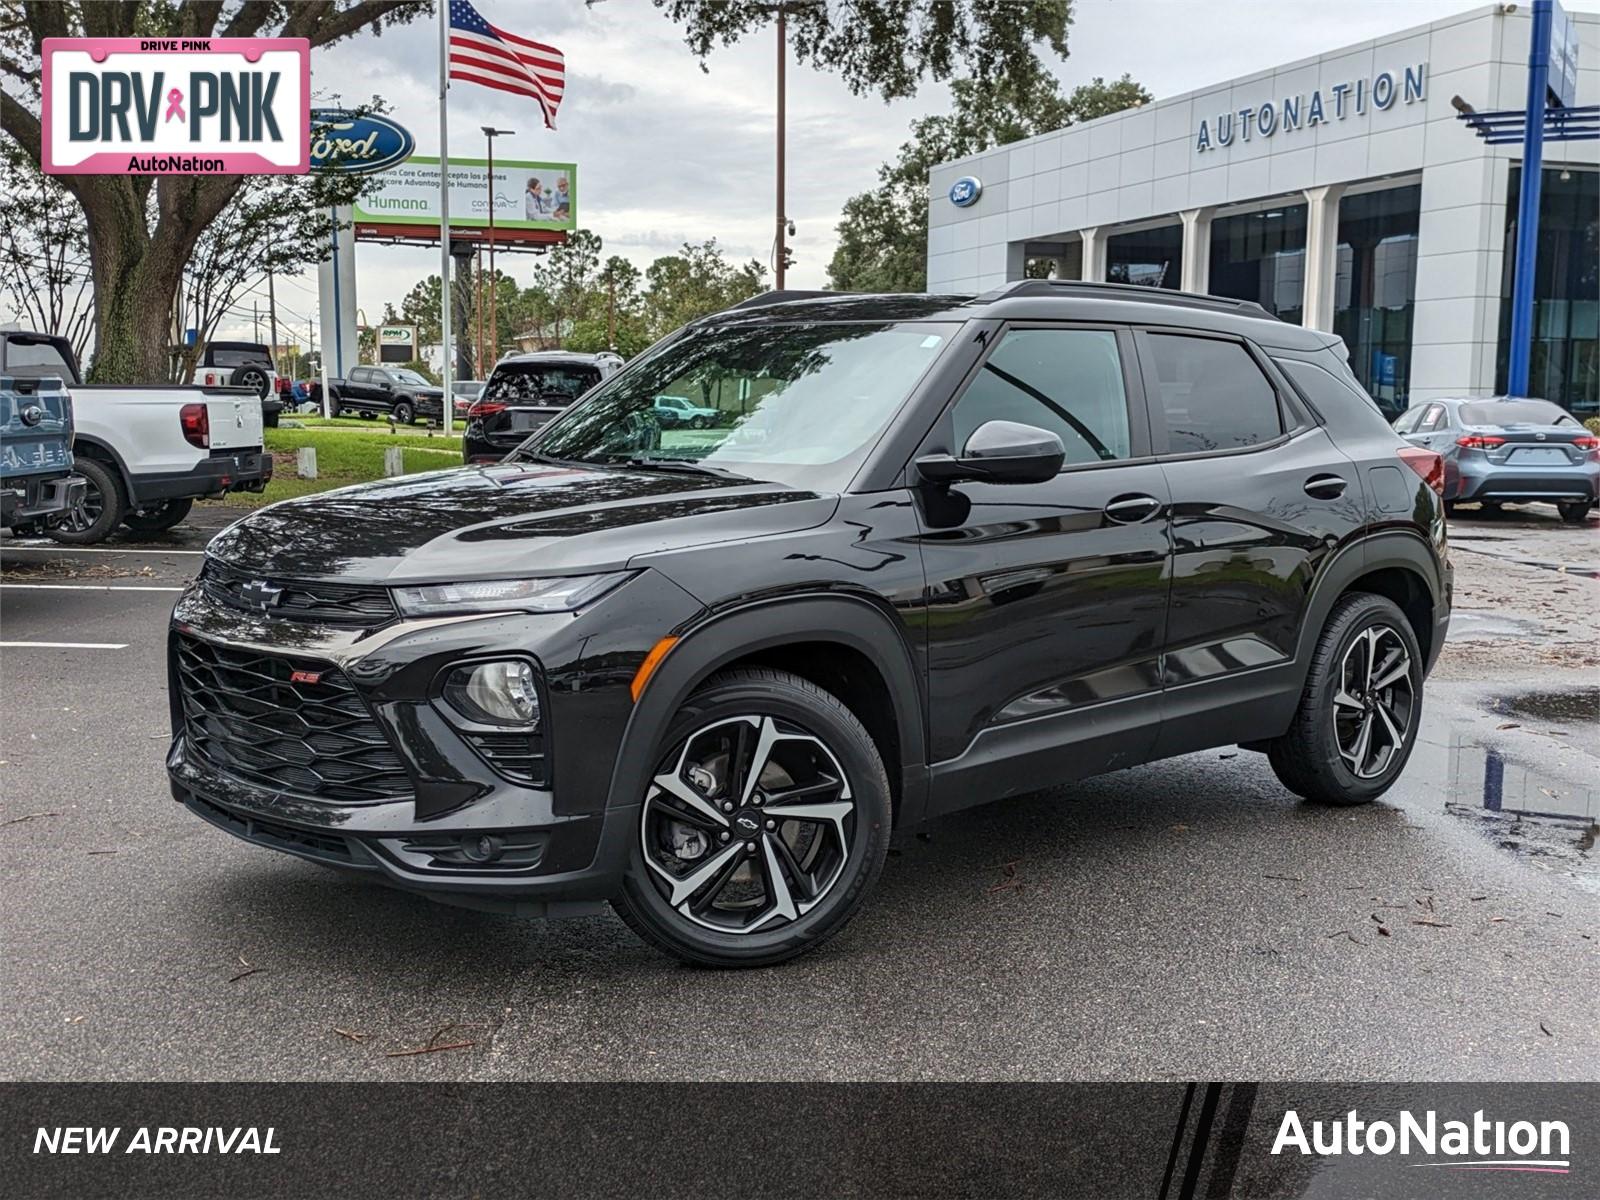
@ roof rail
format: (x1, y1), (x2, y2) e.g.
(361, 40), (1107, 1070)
(983, 279), (1277, 320)
(725, 289), (845, 311)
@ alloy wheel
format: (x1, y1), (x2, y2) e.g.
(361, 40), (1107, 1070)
(640, 714), (856, 935)
(57, 474), (104, 533)
(1332, 624), (1414, 779)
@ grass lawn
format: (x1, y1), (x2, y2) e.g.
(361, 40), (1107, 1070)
(212, 424), (464, 509)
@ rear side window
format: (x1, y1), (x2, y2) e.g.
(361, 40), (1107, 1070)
(1418, 404), (1447, 432)
(1146, 334), (1281, 454)
(3, 337), (75, 380)
(951, 328), (1132, 466)
(210, 347), (269, 368)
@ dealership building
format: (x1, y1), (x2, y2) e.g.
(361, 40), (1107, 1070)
(926, 3), (1599, 416)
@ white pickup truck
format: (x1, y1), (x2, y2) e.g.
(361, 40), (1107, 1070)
(0, 330), (272, 542)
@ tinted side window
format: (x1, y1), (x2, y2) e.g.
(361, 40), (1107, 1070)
(212, 347), (268, 368)
(1279, 359), (1384, 421)
(951, 328), (1131, 467)
(1147, 334), (1282, 454)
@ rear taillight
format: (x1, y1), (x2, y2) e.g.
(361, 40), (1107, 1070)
(1455, 434), (1505, 449)
(1397, 446), (1444, 495)
(467, 400), (506, 420)
(1573, 435), (1600, 452)
(179, 403), (210, 449)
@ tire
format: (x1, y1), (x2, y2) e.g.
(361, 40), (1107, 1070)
(392, 399), (415, 425)
(47, 457), (126, 546)
(123, 497), (193, 533)
(235, 366), (270, 398)
(692, 415), (710, 430)
(1557, 501), (1592, 525)
(1267, 593), (1423, 806)
(327, 395), (342, 418)
(612, 667), (892, 967)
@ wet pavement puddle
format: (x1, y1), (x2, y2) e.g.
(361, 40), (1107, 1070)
(1400, 685), (1598, 884)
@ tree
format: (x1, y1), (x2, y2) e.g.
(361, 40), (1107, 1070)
(654, 1), (1070, 100)
(0, 141), (94, 360)
(828, 73), (1152, 292)
(0, 1), (430, 382)
(643, 240), (766, 340)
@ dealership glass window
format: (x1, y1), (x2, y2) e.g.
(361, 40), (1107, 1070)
(1333, 185), (1420, 419)
(1208, 205), (1308, 324)
(1146, 334), (1282, 453)
(1496, 166), (1599, 418)
(952, 329), (1132, 465)
(1106, 223), (1183, 289)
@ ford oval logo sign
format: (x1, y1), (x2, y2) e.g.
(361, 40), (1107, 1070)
(949, 176), (982, 208)
(309, 109), (414, 175)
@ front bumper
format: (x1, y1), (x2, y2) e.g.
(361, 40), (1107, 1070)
(165, 568), (702, 912)
(2, 472), (85, 527)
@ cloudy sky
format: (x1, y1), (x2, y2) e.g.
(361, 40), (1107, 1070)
(87, 0), (1600, 340)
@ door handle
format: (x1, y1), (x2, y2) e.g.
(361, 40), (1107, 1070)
(1303, 474), (1348, 500)
(1103, 493), (1163, 523)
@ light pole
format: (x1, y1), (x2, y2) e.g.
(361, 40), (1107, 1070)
(775, 5), (787, 290)
(482, 126), (514, 368)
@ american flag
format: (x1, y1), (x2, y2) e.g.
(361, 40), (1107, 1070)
(448, 0), (565, 129)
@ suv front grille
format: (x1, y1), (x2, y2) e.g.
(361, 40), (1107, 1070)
(176, 635), (411, 804)
(201, 559), (397, 627)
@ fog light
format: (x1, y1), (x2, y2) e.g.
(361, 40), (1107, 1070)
(444, 660), (540, 726)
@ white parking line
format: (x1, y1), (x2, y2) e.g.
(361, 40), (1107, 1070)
(0, 545), (206, 555)
(0, 641), (128, 650)
(0, 583), (185, 592)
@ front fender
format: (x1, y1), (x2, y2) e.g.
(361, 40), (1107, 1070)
(605, 592), (929, 824)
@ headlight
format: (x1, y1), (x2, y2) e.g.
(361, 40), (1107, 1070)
(444, 660), (541, 726)
(392, 572), (630, 617)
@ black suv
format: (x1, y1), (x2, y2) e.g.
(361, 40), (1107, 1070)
(168, 283), (1451, 967)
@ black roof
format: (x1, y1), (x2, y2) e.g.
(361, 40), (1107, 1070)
(699, 283), (1339, 352)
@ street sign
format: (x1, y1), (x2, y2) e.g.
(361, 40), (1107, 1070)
(1548, 0), (1579, 107)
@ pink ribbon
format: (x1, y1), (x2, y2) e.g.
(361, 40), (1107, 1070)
(164, 88), (185, 123)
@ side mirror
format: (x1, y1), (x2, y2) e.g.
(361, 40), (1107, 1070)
(917, 420), (1065, 485)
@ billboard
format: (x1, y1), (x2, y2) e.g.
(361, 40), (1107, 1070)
(42, 37), (309, 174)
(352, 155), (575, 231)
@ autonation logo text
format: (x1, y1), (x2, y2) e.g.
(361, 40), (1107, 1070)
(1272, 1109), (1571, 1174)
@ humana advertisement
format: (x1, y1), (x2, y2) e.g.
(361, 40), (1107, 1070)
(352, 154), (576, 231)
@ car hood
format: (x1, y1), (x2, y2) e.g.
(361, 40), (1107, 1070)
(207, 462), (837, 583)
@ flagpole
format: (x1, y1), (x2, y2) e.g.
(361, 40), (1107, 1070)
(437, 0), (454, 434)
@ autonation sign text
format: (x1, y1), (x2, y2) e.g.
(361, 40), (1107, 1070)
(42, 37), (310, 175)
(1196, 63), (1426, 152)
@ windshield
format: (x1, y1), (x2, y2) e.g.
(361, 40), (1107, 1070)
(1460, 399), (1574, 426)
(526, 321), (957, 487)
(485, 361), (601, 405)
(391, 369), (432, 387)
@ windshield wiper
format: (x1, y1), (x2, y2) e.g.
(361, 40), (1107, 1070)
(616, 456), (752, 482)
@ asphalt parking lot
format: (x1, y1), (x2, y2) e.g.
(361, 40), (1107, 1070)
(2, 503), (1596, 1083)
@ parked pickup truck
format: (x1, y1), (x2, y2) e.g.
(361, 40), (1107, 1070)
(0, 330), (272, 543)
(308, 365), (444, 424)
(1, 375), (85, 531)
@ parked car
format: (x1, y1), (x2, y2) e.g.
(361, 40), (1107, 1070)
(652, 393), (720, 429)
(311, 366), (445, 424)
(451, 379), (485, 421)
(169, 283), (1450, 966)
(193, 340), (282, 427)
(1, 374), (85, 532)
(0, 330), (270, 542)
(462, 351), (619, 463)
(1392, 396), (1597, 523)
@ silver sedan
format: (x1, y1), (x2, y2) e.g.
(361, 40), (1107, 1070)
(1392, 396), (1597, 524)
